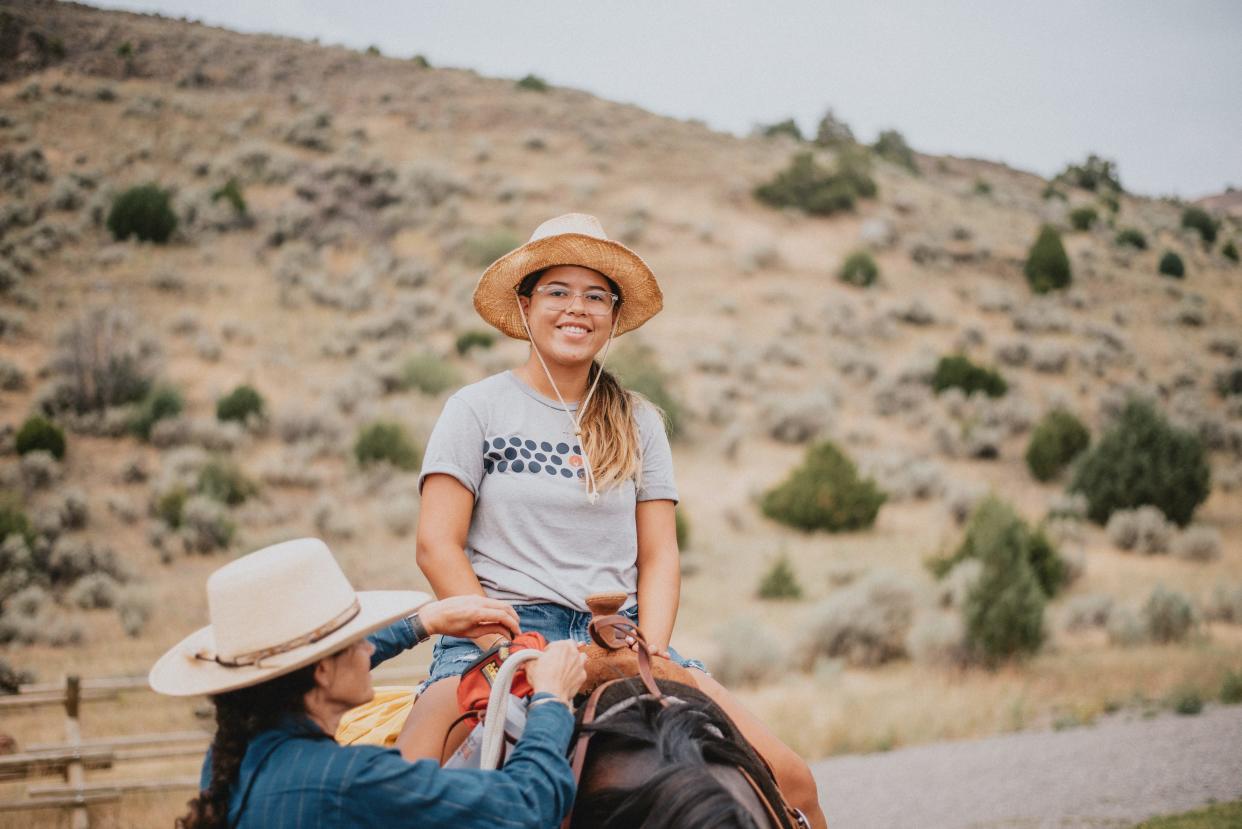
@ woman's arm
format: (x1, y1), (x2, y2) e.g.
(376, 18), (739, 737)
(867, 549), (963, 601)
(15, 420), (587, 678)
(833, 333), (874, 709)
(634, 498), (680, 656)
(415, 474), (507, 649)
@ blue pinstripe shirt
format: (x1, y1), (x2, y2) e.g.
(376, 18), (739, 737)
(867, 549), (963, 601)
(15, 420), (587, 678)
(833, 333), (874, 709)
(199, 620), (576, 828)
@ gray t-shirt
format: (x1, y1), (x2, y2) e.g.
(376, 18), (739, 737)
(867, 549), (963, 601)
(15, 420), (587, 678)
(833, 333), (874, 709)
(418, 370), (678, 612)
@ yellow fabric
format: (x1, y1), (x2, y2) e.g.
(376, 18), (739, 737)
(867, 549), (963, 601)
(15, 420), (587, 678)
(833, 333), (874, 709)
(335, 686), (419, 747)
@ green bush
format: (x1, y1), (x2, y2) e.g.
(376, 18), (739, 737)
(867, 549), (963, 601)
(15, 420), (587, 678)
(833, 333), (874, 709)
(760, 119), (803, 141)
(15, 416), (65, 460)
(1115, 227), (1147, 250)
(196, 460), (258, 506)
(812, 109), (855, 148)
(1143, 585), (1195, 643)
(400, 353), (461, 396)
(761, 441), (886, 533)
(931, 497), (1069, 599)
(129, 385), (183, 440)
(1025, 410), (1090, 482)
(1069, 399), (1210, 527)
(1042, 184), (1067, 202)
(1217, 365), (1242, 398)
(753, 150), (876, 216)
(930, 355), (1007, 398)
(1223, 240), (1239, 263)
(463, 230), (523, 267)
(1024, 224), (1072, 294)
(210, 178), (247, 217)
(872, 129), (917, 173)
(106, 184), (177, 243)
(1181, 206), (1218, 246)
(1158, 250), (1185, 279)
(1221, 670), (1242, 704)
(355, 421), (421, 471)
(839, 250), (879, 287)
(155, 487), (187, 528)
(675, 508), (690, 551)
(610, 343), (683, 440)
(1098, 192), (1120, 214)
(959, 498), (1047, 664)
(973, 178), (992, 196)
(1057, 154), (1122, 193)
(216, 384), (264, 423)
(410, 54), (430, 69)
(757, 555), (803, 600)
(1069, 206), (1098, 231)
(455, 330), (496, 356)
(1169, 687), (1203, 716)
(516, 74), (549, 92)
(0, 494), (34, 548)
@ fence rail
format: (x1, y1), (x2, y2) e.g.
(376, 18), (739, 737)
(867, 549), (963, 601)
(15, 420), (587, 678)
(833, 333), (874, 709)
(0, 662), (428, 825)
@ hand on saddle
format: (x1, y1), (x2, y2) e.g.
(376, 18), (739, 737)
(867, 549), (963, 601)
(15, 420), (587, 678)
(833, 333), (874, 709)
(418, 595), (520, 641)
(624, 634), (670, 660)
(525, 640), (587, 706)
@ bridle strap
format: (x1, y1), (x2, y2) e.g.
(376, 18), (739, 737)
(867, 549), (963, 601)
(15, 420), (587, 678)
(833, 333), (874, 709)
(587, 613), (664, 700)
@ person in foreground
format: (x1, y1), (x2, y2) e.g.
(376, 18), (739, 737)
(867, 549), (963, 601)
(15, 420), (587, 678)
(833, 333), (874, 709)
(148, 537), (586, 829)
(400, 212), (826, 828)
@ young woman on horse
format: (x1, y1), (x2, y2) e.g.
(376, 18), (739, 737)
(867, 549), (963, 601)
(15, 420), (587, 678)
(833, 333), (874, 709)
(399, 213), (826, 828)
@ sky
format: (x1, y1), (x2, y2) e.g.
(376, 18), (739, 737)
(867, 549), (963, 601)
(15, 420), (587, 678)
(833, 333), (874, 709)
(87, 0), (1242, 199)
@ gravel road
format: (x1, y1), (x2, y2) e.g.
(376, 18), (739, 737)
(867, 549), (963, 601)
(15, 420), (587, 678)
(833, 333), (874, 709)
(811, 705), (1242, 829)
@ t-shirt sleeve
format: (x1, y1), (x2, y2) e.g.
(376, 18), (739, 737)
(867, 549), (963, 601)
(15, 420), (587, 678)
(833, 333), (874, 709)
(635, 399), (678, 504)
(418, 394), (486, 498)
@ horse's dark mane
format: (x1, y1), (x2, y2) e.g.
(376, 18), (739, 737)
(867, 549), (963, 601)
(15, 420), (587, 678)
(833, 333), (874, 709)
(569, 679), (793, 829)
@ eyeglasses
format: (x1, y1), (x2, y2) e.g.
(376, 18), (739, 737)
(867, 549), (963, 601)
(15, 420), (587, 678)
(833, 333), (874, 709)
(530, 285), (619, 315)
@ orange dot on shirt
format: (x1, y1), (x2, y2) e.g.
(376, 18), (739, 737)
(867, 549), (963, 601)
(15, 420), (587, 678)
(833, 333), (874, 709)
(568, 455), (583, 468)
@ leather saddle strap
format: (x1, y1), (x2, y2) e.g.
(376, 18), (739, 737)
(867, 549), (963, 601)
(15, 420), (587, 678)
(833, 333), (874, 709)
(587, 614), (663, 701)
(561, 676), (625, 829)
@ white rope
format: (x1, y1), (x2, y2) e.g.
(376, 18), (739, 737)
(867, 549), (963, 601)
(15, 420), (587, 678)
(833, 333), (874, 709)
(479, 648), (542, 770)
(515, 291), (619, 505)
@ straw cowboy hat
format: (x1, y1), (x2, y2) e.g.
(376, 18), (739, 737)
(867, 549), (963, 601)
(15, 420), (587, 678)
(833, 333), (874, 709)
(473, 212), (663, 340)
(149, 538), (430, 697)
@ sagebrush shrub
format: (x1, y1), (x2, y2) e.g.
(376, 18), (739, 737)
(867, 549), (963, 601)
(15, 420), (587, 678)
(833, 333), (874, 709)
(1114, 227), (1147, 250)
(1158, 250), (1185, 279)
(839, 250), (879, 287)
(1180, 206), (1218, 246)
(761, 441), (886, 532)
(216, 384), (264, 423)
(355, 421), (421, 470)
(930, 355), (1007, 398)
(1024, 224), (1072, 294)
(1057, 154), (1122, 193)
(872, 129), (917, 173)
(400, 353), (461, 396)
(1142, 585), (1195, 644)
(711, 619), (786, 686)
(1070, 399), (1210, 526)
(812, 109), (855, 148)
(180, 495), (235, 554)
(130, 385), (183, 440)
(1069, 207), (1098, 231)
(760, 119), (803, 141)
(1106, 506), (1173, 554)
(455, 330), (496, 356)
(754, 150), (876, 216)
(1025, 409), (1089, 482)
(45, 308), (157, 414)
(15, 416), (66, 460)
(68, 572), (121, 609)
(757, 555), (803, 600)
(1172, 525), (1221, 562)
(106, 184), (177, 243)
(804, 572), (914, 667)
(959, 499), (1047, 664)
(610, 343), (683, 439)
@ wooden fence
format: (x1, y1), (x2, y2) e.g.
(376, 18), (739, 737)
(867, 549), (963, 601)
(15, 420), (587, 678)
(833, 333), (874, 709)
(0, 663), (427, 826)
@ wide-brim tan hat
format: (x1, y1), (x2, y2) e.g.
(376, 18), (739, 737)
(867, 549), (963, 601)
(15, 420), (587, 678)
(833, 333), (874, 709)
(149, 538), (430, 697)
(473, 212), (663, 340)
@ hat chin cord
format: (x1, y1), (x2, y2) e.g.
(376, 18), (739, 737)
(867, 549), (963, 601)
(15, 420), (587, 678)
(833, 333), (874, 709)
(516, 293), (620, 505)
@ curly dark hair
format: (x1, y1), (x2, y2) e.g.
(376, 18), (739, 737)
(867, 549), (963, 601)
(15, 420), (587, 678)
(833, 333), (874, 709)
(176, 664), (317, 829)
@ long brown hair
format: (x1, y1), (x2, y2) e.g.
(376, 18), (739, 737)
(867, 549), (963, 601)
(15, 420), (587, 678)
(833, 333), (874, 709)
(177, 664), (317, 829)
(518, 270), (643, 492)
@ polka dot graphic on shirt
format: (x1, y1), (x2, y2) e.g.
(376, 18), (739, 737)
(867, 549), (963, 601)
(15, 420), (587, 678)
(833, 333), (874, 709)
(483, 434), (586, 484)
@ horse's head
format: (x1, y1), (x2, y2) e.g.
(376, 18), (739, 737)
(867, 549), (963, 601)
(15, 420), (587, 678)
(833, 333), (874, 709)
(566, 678), (798, 829)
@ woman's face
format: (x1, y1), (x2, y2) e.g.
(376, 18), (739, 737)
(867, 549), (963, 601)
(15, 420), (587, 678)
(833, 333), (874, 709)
(317, 637), (376, 709)
(519, 265), (619, 367)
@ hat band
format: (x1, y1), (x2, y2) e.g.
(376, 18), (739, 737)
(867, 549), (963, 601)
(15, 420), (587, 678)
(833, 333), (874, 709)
(194, 598), (362, 668)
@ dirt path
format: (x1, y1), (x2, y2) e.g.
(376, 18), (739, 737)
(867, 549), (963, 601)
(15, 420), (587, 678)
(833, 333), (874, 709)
(811, 705), (1242, 829)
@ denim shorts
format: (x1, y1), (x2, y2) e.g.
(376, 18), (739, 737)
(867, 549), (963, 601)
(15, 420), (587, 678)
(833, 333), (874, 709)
(421, 602), (709, 691)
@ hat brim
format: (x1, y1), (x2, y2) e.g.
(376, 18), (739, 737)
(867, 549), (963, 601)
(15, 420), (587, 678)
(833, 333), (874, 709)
(473, 233), (663, 340)
(148, 590), (432, 697)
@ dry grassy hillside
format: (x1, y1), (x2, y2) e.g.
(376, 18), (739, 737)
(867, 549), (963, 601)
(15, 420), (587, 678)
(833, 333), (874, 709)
(2, 2), (1242, 823)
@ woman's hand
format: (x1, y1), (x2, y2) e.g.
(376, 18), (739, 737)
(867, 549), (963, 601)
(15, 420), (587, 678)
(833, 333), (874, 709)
(418, 596), (520, 641)
(525, 640), (587, 705)
(624, 634), (670, 660)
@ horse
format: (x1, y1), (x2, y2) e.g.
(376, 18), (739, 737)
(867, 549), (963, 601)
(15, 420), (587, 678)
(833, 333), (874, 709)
(560, 600), (810, 829)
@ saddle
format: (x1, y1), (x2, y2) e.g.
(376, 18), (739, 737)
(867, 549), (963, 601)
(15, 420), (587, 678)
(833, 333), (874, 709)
(579, 592), (695, 696)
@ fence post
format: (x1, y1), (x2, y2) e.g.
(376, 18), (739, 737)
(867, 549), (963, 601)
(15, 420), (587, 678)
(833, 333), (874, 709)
(64, 675), (89, 829)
